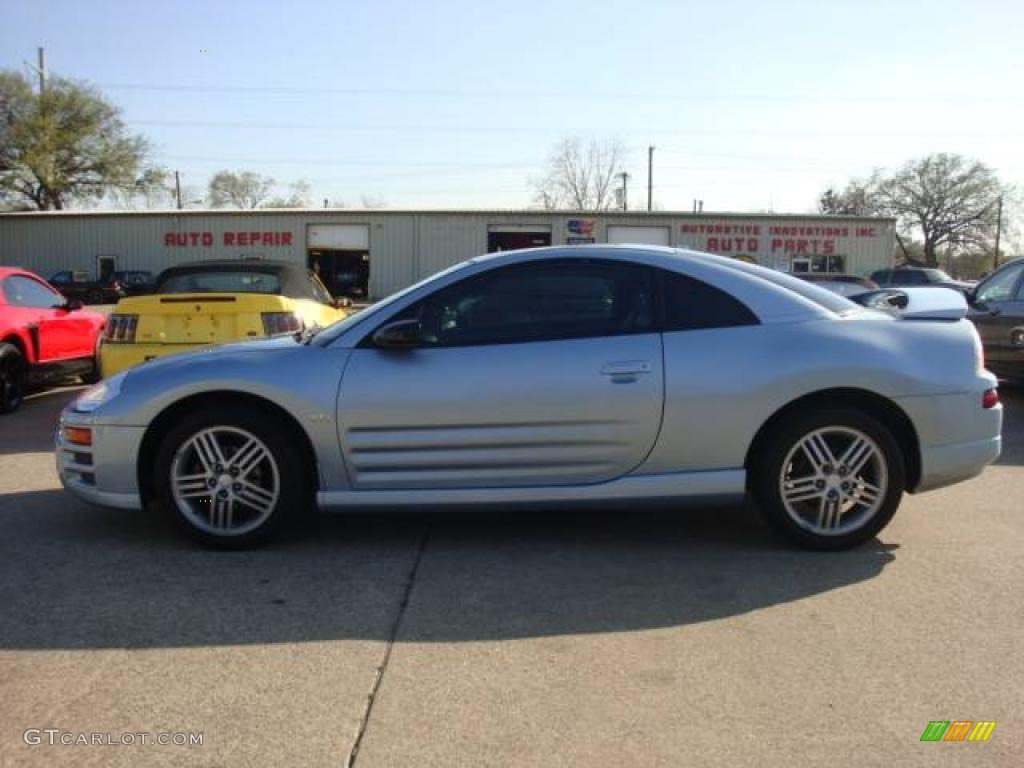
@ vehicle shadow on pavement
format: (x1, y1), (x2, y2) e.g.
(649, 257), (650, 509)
(0, 490), (896, 650)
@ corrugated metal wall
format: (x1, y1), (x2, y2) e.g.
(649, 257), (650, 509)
(0, 210), (896, 299)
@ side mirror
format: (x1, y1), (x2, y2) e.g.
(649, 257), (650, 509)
(372, 319), (421, 349)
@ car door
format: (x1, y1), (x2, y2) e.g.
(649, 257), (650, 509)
(970, 261), (1024, 369)
(4, 275), (91, 361)
(336, 258), (664, 490)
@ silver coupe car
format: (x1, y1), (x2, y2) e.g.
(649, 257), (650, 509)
(57, 246), (1002, 550)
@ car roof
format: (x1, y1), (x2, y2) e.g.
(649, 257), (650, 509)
(324, 245), (851, 349)
(0, 266), (45, 280)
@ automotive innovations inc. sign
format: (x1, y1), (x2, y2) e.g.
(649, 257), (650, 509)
(678, 220), (886, 258)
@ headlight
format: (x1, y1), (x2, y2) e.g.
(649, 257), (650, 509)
(72, 373), (126, 413)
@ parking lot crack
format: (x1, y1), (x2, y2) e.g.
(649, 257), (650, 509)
(344, 525), (430, 768)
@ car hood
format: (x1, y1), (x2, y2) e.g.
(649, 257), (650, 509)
(122, 335), (301, 378)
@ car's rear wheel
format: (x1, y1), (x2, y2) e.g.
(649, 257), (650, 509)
(153, 405), (307, 548)
(0, 343), (26, 414)
(751, 408), (905, 550)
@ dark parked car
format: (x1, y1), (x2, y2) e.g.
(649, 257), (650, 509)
(793, 273), (878, 298)
(112, 270), (156, 296)
(49, 270), (125, 305)
(870, 267), (972, 295)
(967, 258), (1024, 382)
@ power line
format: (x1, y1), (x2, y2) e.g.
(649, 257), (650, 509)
(96, 81), (1024, 106)
(131, 118), (1024, 138)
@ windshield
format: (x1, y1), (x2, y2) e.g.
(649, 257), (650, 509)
(925, 268), (953, 283)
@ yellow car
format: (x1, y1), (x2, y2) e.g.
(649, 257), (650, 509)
(100, 259), (350, 377)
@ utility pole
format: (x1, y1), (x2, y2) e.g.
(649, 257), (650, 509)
(993, 195), (1003, 272)
(174, 171), (183, 210)
(618, 172), (629, 211)
(25, 47), (47, 93)
(37, 48), (46, 91)
(647, 146), (655, 211)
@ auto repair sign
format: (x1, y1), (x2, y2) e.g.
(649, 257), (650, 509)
(164, 231), (294, 247)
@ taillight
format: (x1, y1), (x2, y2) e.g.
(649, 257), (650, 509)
(261, 312), (303, 336)
(103, 314), (138, 343)
(982, 388), (999, 409)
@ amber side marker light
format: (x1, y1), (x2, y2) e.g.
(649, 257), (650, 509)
(982, 389), (999, 409)
(64, 427), (93, 446)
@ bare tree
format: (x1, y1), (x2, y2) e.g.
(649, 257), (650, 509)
(359, 194), (387, 209)
(263, 180), (312, 208)
(820, 154), (1009, 267)
(208, 170), (275, 209)
(818, 182), (873, 216)
(531, 137), (624, 211)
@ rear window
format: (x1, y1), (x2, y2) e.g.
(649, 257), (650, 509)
(705, 256), (857, 314)
(157, 268), (282, 295)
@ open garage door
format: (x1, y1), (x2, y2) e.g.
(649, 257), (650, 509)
(606, 225), (670, 246)
(307, 224), (371, 299)
(487, 224), (551, 252)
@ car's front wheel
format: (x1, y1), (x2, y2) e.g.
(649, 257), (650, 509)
(751, 408), (905, 550)
(153, 405), (307, 548)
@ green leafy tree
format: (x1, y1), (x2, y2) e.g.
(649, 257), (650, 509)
(0, 71), (149, 210)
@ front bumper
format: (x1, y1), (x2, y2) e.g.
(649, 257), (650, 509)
(56, 412), (145, 510)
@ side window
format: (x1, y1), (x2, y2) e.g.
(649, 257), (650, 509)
(389, 259), (655, 347)
(977, 262), (1024, 304)
(50, 271), (71, 285)
(660, 270), (759, 331)
(4, 276), (63, 308)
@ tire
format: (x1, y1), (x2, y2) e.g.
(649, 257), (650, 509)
(152, 404), (309, 548)
(751, 407), (905, 551)
(0, 343), (26, 414)
(80, 336), (103, 385)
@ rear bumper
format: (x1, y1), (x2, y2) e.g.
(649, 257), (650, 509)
(898, 389), (1003, 493)
(916, 435), (1002, 492)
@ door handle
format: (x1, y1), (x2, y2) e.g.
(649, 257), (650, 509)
(601, 361), (651, 378)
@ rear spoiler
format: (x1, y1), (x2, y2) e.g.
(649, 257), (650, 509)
(850, 287), (968, 321)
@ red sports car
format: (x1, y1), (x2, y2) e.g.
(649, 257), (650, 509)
(0, 267), (106, 413)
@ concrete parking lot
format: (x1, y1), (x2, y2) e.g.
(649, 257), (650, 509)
(0, 386), (1021, 767)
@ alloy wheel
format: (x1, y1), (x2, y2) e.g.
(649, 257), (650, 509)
(778, 426), (888, 536)
(170, 426), (280, 536)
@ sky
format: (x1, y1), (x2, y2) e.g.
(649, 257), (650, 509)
(2, 0), (1022, 214)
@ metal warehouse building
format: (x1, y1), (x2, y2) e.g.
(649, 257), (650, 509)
(0, 210), (896, 300)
